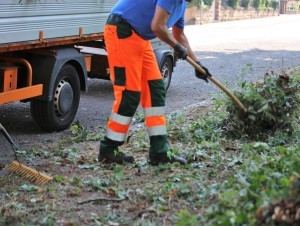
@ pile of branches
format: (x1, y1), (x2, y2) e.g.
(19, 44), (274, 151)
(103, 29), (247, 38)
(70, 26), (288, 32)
(256, 176), (300, 225)
(226, 72), (300, 136)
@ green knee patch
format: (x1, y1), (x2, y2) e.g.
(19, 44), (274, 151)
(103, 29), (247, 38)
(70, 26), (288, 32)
(148, 79), (166, 107)
(118, 89), (141, 117)
(114, 67), (126, 86)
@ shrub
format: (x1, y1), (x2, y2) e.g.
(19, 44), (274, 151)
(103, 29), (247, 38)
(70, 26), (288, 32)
(241, 0), (250, 8)
(270, 0), (279, 10)
(227, 0), (239, 9)
(252, 0), (261, 9)
(187, 0), (213, 7)
(226, 73), (300, 136)
(203, 0), (213, 7)
(260, 0), (267, 9)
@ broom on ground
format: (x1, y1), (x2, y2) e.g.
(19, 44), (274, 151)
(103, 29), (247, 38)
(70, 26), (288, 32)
(0, 123), (53, 186)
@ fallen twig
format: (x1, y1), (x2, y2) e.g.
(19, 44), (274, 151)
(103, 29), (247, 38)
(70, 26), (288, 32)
(135, 209), (157, 220)
(78, 197), (126, 204)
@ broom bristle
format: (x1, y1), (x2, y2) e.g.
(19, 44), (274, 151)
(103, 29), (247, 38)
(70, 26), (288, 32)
(5, 161), (53, 186)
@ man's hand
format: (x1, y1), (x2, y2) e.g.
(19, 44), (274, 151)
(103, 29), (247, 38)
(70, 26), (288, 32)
(173, 43), (188, 59)
(195, 61), (212, 83)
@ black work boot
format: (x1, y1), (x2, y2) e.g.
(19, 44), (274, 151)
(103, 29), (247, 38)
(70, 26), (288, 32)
(149, 152), (187, 165)
(98, 136), (134, 164)
(98, 151), (135, 164)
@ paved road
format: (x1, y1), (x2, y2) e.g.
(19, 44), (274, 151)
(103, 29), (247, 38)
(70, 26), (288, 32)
(1, 14), (300, 153)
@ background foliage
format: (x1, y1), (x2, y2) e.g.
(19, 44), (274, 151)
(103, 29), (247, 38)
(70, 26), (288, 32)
(187, 0), (279, 10)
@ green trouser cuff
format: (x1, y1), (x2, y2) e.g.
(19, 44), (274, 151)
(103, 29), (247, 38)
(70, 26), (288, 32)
(100, 136), (124, 153)
(149, 135), (169, 158)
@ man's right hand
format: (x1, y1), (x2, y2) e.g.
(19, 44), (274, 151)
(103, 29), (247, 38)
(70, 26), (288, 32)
(173, 43), (188, 59)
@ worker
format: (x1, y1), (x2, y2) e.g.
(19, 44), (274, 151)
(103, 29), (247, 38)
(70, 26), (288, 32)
(98, 0), (211, 165)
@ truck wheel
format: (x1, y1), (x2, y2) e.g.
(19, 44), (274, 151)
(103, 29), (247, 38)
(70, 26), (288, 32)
(30, 64), (80, 132)
(160, 57), (172, 91)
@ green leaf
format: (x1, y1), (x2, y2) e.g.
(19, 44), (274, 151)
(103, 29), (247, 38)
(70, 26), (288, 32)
(18, 184), (38, 192)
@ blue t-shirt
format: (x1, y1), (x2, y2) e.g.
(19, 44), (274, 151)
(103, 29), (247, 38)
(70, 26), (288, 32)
(111, 0), (186, 40)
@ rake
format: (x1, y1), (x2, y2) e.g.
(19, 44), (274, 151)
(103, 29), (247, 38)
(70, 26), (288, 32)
(186, 56), (248, 113)
(0, 123), (53, 186)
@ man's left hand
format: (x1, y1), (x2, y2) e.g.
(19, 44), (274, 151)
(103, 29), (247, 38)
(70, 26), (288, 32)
(173, 43), (188, 60)
(195, 61), (212, 83)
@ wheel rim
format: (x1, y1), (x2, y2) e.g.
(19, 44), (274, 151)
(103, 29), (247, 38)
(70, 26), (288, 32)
(161, 62), (170, 86)
(54, 79), (74, 116)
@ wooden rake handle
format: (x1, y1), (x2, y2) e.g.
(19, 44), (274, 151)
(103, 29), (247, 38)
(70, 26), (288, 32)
(186, 56), (247, 113)
(0, 123), (15, 145)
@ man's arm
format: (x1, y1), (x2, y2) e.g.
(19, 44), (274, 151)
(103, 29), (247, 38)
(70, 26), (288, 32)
(172, 26), (198, 62)
(152, 5), (211, 82)
(151, 5), (197, 61)
(151, 6), (178, 47)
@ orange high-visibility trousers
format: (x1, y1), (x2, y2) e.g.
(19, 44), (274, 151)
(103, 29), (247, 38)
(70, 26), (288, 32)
(100, 22), (169, 155)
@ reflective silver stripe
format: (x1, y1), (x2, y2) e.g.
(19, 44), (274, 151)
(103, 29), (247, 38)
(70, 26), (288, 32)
(110, 112), (132, 125)
(106, 128), (126, 142)
(144, 107), (166, 116)
(147, 126), (167, 136)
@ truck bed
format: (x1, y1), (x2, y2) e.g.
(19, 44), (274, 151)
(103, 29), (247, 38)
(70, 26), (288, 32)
(0, 0), (117, 52)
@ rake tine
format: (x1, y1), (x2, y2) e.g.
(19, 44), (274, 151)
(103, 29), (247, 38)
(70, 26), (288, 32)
(1, 122), (53, 186)
(5, 161), (52, 186)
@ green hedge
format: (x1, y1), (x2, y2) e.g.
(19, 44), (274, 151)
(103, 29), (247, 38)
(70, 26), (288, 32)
(187, 0), (213, 7)
(188, 0), (278, 10)
(241, 0), (251, 8)
(252, 0), (261, 9)
(252, 0), (279, 10)
(270, 0), (279, 10)
(227, 0), (239, 9)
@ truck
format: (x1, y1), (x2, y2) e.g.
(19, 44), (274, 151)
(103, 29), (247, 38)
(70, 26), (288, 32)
(0, 0), (176, 132)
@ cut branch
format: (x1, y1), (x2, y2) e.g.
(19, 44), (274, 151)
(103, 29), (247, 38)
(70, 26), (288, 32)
(77, 197), (126, 204)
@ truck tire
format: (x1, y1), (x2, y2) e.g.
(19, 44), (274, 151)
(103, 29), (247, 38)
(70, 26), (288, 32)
(160, 57), (172, 91)
(30, 64), (80, 132)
